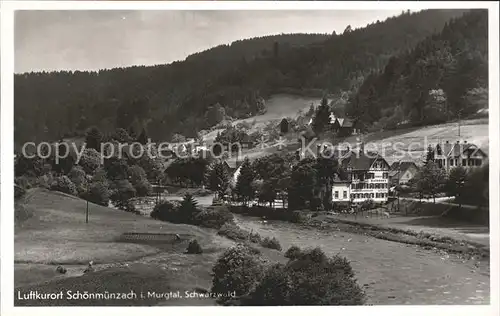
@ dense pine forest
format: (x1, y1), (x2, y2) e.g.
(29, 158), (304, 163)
(14, 9), (479, 144)
(346, 9), (488, 129)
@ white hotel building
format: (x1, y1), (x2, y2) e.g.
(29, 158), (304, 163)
(330, 147), (390, 204)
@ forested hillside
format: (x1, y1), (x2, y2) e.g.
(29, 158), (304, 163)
(346, 9), (488, 130)
(15, 9), (469, 144)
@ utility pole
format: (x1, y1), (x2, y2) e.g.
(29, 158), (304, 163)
(458, 110), (462, 138)
(86, 200), (89, 224)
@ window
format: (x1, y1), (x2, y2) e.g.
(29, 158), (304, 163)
(383, 172), (388, 179)
(450, 159), (454, 166)
(343, 191), (347, 199)
(350, 194), (354, 199)
(462, 159), (467, 166)
(335, 191), (339, 199)
(478, 159), (482, 166)
(370, 193), (374, 198)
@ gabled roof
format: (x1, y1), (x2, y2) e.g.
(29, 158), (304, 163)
(224, 160), (243, 170)
(390, 161), (418, 173)
(340, 150), (389, 171)
(434, 141), (487, 158)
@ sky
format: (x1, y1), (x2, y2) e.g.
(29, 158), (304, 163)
(15, 10), (401, 74)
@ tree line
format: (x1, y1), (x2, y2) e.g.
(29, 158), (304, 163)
(15, 9), (467, 145)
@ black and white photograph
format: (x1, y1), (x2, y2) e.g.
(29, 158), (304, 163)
(2, 1), (499, 312)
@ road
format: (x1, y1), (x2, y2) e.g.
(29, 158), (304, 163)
(399, 197), (483, 210)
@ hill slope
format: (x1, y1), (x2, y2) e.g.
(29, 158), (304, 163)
(346, 9), (488, 129)
(14, 9), (468, 144)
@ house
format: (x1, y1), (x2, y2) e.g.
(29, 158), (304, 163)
(331, 145), (390, 203)
(430, 140), (488, 172)
(329, 116), (362, 137)
(389, 161), (419, 186)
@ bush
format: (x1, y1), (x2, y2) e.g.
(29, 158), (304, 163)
(186, 239), (203, 254)
(15, 175), (35, 190)
(15, 183), (27, 199)
(217, 223), (249, 241)
(134, 179), (153, 197)
(248, 247), (365, 306)
(284, 245), (303, 260)
(289, 210), (307, 223)
(260, 236), (282, 251)
(50, 176), (77, 196)
(84, 181), (110, 206)
(79, 148), (101, 175)
(211, 244), (266, 302)
(110, 180), (136, 210)
(69, 166), (88, 196)
(247, 263), (291, 305)
(194, 205), (234, 229)
(150, 200), (181, 222)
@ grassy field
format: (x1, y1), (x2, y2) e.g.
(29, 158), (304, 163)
(234, 214), (490, 305)
(225, 117), (489, 166)
(202, 94), (319, 142)
(14, 189), (286, 306)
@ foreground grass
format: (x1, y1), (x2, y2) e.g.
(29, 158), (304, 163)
(14, 189), (285, 306)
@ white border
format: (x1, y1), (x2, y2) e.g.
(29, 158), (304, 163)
(1, 1), (499, 316)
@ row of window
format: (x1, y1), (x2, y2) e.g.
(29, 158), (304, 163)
(334, 191), (348, 199)
(333, 192), (389, 200)
(352, 172), (389, 180)
(351, 193), (387, 199)
(351, 183), (389, 189)
(437, 158), (483, 167)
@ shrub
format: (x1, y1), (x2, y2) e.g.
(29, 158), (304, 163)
(289, 210), (307, 223)
(186, 239), (203, 254)
(284, 245), (303, 260)
(211, 244), (266, 302)
(134, 179), (153, 197)
(150, 200), (181, 222)
(248, 247), (365, 306)
(50, 176), (77, 196)
(247, 263), (291, 305)
(260, 236), (282, 251)
(15, 183), (27, 199)
(79, 148), (101, 175)
(217, 223), (249, 241)
(84, 181), (110, 206)
(248, 231), (262, 243)
(15, 175), (34, 190)
(37, 174), (54, 189)
(194, 205), (234, 229)
(69, 166), (88, 196)
(110, 179), (136, 210)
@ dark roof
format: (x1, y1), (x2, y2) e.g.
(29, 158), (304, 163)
(434, 142), (487, 158)
(224, 160), (244, 170)
(390, 161), (418, 173)
(340, 150), (388, 171)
